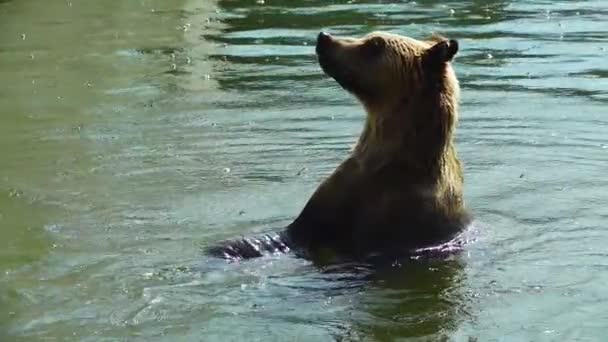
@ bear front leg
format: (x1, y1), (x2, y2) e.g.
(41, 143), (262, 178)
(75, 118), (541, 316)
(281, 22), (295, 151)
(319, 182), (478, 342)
(286, 157), (361, 255)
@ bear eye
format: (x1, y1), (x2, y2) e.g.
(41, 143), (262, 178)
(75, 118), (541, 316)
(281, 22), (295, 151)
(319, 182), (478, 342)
(363, 37), (385, 58)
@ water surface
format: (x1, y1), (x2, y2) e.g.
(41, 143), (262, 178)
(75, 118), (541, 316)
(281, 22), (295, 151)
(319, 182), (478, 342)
(1, 0), (607, 340)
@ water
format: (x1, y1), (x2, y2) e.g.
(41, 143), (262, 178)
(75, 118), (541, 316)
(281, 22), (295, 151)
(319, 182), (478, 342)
(1, 0), (607, 340)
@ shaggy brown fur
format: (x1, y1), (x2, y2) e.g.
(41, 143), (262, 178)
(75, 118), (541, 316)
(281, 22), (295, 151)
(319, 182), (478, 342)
(208, 31), (470, 261)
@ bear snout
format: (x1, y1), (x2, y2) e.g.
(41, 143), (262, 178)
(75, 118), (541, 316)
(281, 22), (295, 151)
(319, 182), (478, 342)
(316, 31), (333, 55)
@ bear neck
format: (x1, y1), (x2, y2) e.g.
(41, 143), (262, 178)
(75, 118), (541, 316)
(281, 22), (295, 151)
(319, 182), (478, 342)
(353, 91), (458, 181)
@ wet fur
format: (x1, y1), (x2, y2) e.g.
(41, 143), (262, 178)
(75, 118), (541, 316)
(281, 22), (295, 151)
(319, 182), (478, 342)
(207, 232), (291, 260)
(207, 32), (470, 261)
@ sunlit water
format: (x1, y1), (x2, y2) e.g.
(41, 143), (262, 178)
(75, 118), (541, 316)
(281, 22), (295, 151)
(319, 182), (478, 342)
(1, 0), (607, 341)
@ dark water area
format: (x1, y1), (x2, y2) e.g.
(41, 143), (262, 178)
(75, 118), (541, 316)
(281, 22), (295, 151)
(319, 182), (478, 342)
(1, 0), (607, 340)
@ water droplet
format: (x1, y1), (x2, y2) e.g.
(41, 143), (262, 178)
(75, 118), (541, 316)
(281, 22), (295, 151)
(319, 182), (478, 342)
(44, 224), (62, 233)
(486, 53), (493, 59)
(223, 167), (231, 173)
(203, 74), (211, 80)
(150, 296), (162, 304)
(171, 63), (177, 70)
(449, 9), (455, 15)
(20, 33), (26, 40)
(8, 188), (22, 198)
(255, 0), (265, 4)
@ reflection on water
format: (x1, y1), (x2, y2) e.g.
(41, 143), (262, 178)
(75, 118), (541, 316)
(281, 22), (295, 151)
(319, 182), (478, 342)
(1, 0), (607, 340)
(343, 260), (465, 341)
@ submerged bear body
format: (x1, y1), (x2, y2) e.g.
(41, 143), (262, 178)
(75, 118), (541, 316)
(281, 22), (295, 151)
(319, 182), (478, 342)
(208, 31), (471, 261)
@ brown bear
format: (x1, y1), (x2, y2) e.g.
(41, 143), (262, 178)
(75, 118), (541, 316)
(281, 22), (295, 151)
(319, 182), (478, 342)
(207, 31), (470, 262)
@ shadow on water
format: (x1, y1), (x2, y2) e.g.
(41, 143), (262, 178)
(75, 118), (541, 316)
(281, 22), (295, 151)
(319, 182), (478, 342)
(317, 258), (466, 341)
(193, 251), (467, 341)
(207, 0), (512, 94)
(209, 0), (608, 108)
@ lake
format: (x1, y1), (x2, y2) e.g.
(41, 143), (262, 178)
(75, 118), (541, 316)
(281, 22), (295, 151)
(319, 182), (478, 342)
(1, 0), (607, 341)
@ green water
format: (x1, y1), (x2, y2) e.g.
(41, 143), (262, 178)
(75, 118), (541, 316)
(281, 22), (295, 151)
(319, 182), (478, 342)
(1, 0), (607, 341)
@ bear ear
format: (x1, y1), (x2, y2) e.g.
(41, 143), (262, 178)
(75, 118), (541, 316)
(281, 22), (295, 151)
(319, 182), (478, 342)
(424, 39), (458, 66)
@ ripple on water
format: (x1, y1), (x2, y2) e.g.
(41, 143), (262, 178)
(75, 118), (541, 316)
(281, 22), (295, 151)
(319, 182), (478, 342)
(1, 0), (608, 341)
